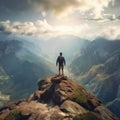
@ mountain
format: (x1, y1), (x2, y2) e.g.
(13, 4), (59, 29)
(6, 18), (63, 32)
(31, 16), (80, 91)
(0, 34), (89, 108)
(76, 52), (120, 103)
(1, 35), (120, 117)
(69, 38), (120, 117)
(0, 75), (119, 120)
(70, 38), (120, 75)
(0, 39), (54, 107)
(107, 98), (120, 118)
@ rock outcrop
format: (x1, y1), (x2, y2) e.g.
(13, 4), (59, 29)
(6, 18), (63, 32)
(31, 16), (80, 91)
(0, 75), (119, 120)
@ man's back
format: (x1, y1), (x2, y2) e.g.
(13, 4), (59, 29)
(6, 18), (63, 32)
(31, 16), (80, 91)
(56, 52), (66, 75)
(57, 56), (65, 65)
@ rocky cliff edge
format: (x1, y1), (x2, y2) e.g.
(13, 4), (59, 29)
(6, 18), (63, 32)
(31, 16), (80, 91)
(0, 75), (119, 120)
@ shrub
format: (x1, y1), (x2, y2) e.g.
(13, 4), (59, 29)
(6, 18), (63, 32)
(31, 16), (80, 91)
(5, 110), (21, 120)
(69, 87), (88, 106)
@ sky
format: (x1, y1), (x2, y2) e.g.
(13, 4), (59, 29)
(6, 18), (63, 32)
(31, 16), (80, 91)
(0, 0), (120, 40)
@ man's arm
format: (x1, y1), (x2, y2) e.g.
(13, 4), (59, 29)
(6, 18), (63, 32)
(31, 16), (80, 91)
(63, 57), (66, 65)
(56, 56), (59, 66)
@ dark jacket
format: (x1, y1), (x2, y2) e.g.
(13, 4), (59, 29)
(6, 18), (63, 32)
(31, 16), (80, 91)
(56, 56), (66, 66)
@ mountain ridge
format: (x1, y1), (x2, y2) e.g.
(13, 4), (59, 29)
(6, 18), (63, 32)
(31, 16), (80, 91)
(69, 38), (120, 117)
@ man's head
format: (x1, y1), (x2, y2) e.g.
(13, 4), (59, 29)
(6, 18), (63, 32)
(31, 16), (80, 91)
(60, 52), (62, 56)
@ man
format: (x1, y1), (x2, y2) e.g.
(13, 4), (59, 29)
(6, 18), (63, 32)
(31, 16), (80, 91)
(56, 52), (66, 75)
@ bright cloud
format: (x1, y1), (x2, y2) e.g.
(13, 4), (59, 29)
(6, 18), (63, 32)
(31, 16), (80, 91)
(100, 26), (120, 40)
(0, 20), (53, 36)
(0, 19), (88, 38)
(29, 0), (114, 18)
(0, 19), (120, 40)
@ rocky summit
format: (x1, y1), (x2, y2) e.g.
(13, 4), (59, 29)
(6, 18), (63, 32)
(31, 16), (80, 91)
(0, 75), (119, 120)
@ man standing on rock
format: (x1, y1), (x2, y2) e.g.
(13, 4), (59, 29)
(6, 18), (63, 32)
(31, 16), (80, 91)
(56, 52), (66, 75)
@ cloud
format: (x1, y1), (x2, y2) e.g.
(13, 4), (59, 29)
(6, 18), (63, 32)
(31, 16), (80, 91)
(29, 0), (79, 17)
(0, 20), (54, 36)
(0, 19), (89, 39)
(85, 14), (120, 22)
(0, 19), (120, 40)
(100, 26), (120, 39)
(29, 0), (115, 18)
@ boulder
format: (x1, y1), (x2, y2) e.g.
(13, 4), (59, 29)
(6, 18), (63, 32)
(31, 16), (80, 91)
(60, 100), (87, 114)
(94, 105), (120, 120)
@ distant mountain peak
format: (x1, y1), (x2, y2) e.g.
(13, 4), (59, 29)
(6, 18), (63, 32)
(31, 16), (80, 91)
(0, 75), (119, 120)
